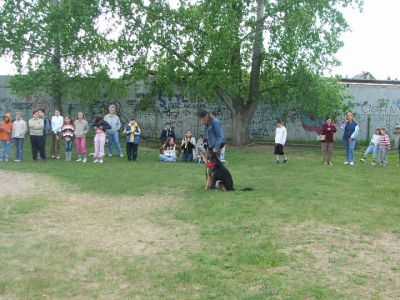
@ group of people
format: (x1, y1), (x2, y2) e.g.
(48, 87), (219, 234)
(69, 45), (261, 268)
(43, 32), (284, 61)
(0, 105), (141, 163)
(1, 107), (399, 167)
(158, 110), (226, 163)
(319, 112), (400, 166)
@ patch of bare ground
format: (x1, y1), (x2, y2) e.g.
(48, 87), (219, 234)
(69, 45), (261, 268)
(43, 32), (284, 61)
(278, 222), (400, 298)
(0, 171), (199, 258)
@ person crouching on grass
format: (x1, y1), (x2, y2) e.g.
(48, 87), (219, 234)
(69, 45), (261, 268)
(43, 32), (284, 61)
(124, 118), (141, 161)
(274, 119), (288, 164)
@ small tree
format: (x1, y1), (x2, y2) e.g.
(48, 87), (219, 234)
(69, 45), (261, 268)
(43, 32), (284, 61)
(111, 0), (362, 145)
(0, 0), (125, 108)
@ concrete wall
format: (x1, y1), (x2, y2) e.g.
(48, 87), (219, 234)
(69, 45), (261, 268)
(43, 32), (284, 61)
(1, 76), (399, 143)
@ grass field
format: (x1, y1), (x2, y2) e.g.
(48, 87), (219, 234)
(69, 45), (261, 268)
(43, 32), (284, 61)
(0, 143), (399, 299)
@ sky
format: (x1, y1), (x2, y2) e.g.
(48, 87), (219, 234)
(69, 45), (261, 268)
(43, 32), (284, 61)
(1, 0), (400, 80)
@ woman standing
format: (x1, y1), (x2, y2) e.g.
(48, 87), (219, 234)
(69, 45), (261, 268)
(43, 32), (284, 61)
(320, 116), (337, 165)
(341, 112), (359, 166)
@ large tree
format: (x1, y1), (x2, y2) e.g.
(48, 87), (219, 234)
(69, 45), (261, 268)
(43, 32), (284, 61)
(111, 0), (362, 145)
(0, 0), (124, 108)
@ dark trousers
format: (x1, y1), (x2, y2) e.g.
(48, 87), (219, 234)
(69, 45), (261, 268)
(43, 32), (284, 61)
(30, 135), (46, 160)
(126, 143), (139, 160)
(182, 153), (193, 162)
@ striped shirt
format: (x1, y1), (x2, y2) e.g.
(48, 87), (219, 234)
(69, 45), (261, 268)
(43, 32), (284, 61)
(379, 134), (391, 148)
(62, 123), (75, 141)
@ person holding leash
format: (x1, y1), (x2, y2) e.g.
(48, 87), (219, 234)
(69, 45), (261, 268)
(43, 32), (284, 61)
(198, 109), (225, 157)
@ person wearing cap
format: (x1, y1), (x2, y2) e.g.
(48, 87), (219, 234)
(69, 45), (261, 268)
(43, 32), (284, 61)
(394, 124), (400, 166)
(198, 109), (225, 156)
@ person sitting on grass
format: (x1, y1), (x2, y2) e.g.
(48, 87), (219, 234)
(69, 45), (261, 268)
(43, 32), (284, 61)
(181, 129), (196, 162)
(159, 137), (178, 162)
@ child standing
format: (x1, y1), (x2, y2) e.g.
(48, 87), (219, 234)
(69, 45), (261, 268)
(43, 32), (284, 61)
(378, 127), (391, 167)
(12, 112), (28, 162)
(181, 130), (196, 162)
(274, 119), (288, 164)
(0, 113), (13, 162)
(360, 128), (381, 166)
(74, 112), (89, 162)
(93, 115), (111, 163)
(51, 108), (63, 159)
(394, 124), (400, 166)
(62, 116), (75, 161)
(123, 118), (141, 161)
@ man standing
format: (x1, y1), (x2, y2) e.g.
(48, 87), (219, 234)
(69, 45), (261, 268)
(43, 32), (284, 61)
(198, 109), (225, 155)
(104, 104), (123, 157)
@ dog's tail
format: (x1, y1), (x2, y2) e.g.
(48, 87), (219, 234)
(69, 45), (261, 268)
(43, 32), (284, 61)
(238, 187), (254, 191)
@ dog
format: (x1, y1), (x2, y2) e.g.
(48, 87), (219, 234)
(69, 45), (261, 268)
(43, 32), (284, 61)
(204, 151), (234, 191)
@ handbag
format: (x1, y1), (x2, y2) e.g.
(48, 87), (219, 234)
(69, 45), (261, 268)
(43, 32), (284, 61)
(317, 134), (326, 141)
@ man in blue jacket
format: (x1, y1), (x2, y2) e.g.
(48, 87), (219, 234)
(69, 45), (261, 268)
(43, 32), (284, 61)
(198, 109), (225, 156)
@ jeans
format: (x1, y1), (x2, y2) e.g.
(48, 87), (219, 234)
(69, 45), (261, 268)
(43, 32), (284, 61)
(159, 154), (176, 162)
(64, 140), (73, 152)
(364, 144), (379, 160)
(182, 153), (193, 162)
(0, 140), (11, 160)
(343, 138), (356, 162)
(14, 138), (24, 161)
(107, 132), (122, 156)
(379, 147), (389, 165)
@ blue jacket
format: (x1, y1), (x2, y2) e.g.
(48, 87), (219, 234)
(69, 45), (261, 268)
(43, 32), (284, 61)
(343, 120), (359, 140)
(204, 117), (225, 149)
(124, 124), (141, 144)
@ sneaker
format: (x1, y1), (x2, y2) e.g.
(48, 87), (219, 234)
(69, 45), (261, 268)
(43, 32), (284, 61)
(99, 159), (103, 163)
(93, 159), (99, 163)
(328, 162), (333, 166)
(119, 154), (124, 157)
(344, 161), (349, 165)
(108, 154), (112, 157)
(56, 156), (60, 159)
(82, 157), (87, 163)
(360, 158), (366, 163)
(51, 155), (55, 159)
(283, 158), (288, 164)
(221, 160), (226, 163)
(349, 162), (354, 166)
(371, 162), (376, 166)
(14, 159), (21, 162)
(76, 158), (82, 162)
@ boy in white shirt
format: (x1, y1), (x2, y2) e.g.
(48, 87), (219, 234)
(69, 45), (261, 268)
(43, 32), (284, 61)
(274, 119), (288, 164)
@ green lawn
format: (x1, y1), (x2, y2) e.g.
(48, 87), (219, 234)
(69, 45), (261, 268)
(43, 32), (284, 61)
(0, 144), (399, 299)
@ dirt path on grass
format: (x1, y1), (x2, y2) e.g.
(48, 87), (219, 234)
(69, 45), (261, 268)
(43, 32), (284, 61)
(0, 170), (199, 257)
(279, 222), (400, 298)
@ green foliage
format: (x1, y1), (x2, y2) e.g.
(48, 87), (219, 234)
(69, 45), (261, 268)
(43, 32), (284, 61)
(0, 0), (120, 104)
(112, 0), (363, 113)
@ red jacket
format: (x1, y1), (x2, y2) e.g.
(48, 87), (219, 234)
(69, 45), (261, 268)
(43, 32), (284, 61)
(321, 123), (337, 143)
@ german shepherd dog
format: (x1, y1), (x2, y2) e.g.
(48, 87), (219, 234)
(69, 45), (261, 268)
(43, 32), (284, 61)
(204, 151), (234, 191)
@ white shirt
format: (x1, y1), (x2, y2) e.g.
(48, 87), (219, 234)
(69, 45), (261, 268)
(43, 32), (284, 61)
(275, 126), (287, 145)
(51, 115), (64, 133)
(370, 134), (381, 145)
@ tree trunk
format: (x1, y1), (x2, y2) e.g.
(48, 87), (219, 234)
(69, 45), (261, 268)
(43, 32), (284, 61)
(53, 0), (62, 110)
